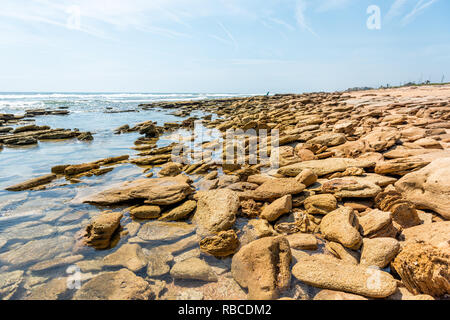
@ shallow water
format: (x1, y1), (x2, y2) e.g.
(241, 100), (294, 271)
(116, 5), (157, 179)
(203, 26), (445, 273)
(0, 92), (252, 300)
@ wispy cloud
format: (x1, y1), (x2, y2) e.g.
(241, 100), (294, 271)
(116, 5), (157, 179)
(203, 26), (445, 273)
(267, 17), (296, 31)
(402, 0), (439, 25)
(386, 0), (409, 20)
(295, 0), (318, 37)
(217, 21), (239, 50)
(316, 0), (353, 12)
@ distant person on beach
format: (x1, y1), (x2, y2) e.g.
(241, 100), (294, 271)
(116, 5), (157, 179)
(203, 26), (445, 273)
(266, 91), (270, 96)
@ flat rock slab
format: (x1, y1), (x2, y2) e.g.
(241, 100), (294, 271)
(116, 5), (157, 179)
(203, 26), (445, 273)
(292, 254), (397, 298)
(137, 221), (195, 242)
(73, 269), (155, 300)
(170, 257), (218, 282)
(278, 158), (375, 177)
(6, 174), (57, 191)
(83, 176), (193, 206)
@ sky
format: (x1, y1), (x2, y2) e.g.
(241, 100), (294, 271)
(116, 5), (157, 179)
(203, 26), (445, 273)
(0, 0), (449, 93)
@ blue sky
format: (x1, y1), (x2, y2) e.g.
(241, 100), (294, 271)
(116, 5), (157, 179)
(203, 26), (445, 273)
(0, 0), (449, 93)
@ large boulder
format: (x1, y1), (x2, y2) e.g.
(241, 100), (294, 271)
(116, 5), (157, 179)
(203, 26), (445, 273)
(391, 242), (449, 297)
(231, 236), (291, 300)
(193, 189), (240, 236)
(73, 269), (154, 300)
(320, 207), (362, 250)
(292, 254), (397, 298)
(395, 158), (450, 219)
(83, 176), (193, 206)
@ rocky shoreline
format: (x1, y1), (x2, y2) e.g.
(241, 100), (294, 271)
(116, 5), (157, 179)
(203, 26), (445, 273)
(1, 85), (449, 300)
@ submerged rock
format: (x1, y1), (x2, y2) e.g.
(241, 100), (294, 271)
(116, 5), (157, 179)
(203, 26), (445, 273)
(170, 257), (218, 282)
(231, 236), (291, 300)
(103, 243), (148, 272)
(73, 269), (155, 300)
(137, 221), (195, 242)
(6, 174), (56, 191)
(0, 270), (24, 300)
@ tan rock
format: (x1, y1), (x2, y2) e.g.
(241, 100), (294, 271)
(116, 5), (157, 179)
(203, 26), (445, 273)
(325, 241), (359, 265)
(170, 257), (218, 282)
(395, 158), (450, 219)
(292, 254), (397, 298)
(73, 269), (154, 300)
(193, 189), (239, 236)
(137, 221), (195, 241)
(130, 205), (161, 219)
(391, 242), (449, 297)
(286, 233), (318, 250)
(103, 244), (148, 272)
(249, 178), (305, 200)
(295, 169), (318, 187)
(314, 289), (368, 300)
(65, 163), (100, 176)
(308, 133), (346, 147)
(358, 209), (393, 237)
(158, 162), (182, 177)
(5, 174), (57, 191)
(320, 207), (362, 250)
(199, 230), (239, 257)
(83, 176), (193, 206)
(278, 158), (375, 177)
(260, 195), (292, 222)
(321, 179), (381, 199)
(83, 212), (123, 249)
(159, 200), (197, 221)
(231, 236), (291, 300)
(400, 221), (450, 247)
(304, 194), (337, 215)
(360, 238), (400, 268)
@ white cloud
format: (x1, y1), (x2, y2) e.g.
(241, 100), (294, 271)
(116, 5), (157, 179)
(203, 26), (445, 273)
(295, 0), (318, 37)
(402, 0), (439, 25)
(316, 0), (353, 12)
(386, 0), (409, 20)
